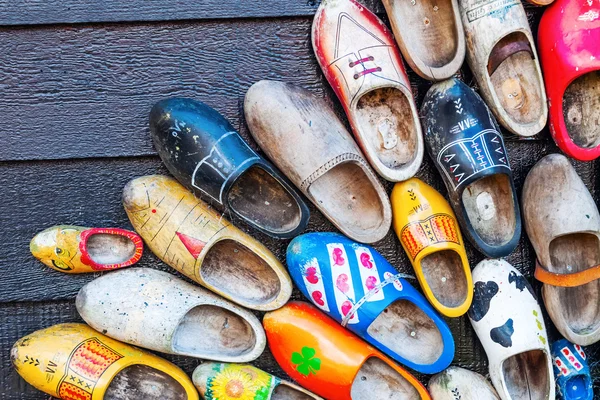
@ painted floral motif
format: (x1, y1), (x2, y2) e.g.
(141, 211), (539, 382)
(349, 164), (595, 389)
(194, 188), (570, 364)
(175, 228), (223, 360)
(291, 346), (321, 377)
(205, 364), (277, 400)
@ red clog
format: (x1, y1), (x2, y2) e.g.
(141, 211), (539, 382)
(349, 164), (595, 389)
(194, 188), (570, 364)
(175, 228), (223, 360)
(538, 0), (600, 161)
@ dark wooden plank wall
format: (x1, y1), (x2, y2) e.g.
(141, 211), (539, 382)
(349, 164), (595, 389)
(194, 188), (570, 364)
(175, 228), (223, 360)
(1, 0), (599, 398)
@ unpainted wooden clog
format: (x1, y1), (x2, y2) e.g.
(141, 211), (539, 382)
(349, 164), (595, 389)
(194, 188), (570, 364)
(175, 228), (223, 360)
(11, 323), (198, 400)
(263, 301), (431, 400)
(459, 0), (547, 136)
(421, 78), (521, 258)
(381, 0), (465, 81)
(312, 0), (424, 182)
(538, 0), (600, 160)
(286, 232), (454, 374)
(391, 178), (472, 317)
(522, 154), (600, 345)
(76, 268), (266, 362)
(30, 225), (143, 273)
(150, 98), (310, 238)
(244, 80), (392, 244)
(122, 175), (292, 311)
(429, 366), (500, 400)
(551, 339), (593, 400)
(193, 362), (323, 400)
(468, 259), (555, 400)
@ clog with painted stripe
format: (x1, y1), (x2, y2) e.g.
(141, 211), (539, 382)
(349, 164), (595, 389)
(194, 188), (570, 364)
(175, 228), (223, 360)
(551, 339), (593, 400)
(286, 232), (454, 374)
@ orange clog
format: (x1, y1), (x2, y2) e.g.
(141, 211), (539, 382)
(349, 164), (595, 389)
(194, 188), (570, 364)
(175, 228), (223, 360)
(263, 301), (431, 400)
(391, 178), (472, 317)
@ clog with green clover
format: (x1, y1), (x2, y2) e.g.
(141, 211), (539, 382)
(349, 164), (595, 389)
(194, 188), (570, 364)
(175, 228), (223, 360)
(263, 301), (431, 400)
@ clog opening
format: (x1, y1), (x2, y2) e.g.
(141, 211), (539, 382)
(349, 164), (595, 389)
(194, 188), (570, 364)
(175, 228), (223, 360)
(461, 174), (517, 247)
(272, 383), (315, 400)
(563, 71), (600, 149)
(86, 233), (137, 265)
(501, 349), (550, 400)
(366, 300), (443, 365)
(564, 375), (590, 400)
(228, 165), (303, 234)
(106, 364), (187, 399)
(355, 88), (418, 170)
(172, 304), (257, 358)
(350, 357), (420, 400)
(421, 250), (468, 308)
(308, 162), (385, 234)
(488, 32), (545, 126)
(547, 233), (600, 335)
(201, 239), (281, 306)
(390, 0), (458, 68)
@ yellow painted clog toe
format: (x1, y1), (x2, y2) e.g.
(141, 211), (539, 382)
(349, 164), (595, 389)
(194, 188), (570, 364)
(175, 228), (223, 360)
(11, 323), (198, 400)
(391, 178), (473, 317)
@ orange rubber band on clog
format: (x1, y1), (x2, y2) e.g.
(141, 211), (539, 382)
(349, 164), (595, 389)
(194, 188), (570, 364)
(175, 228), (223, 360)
(535, 259), (600, 287)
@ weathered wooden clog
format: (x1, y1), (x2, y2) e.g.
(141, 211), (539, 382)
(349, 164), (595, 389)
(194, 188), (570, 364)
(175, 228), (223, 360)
(30, 225), (143, 273)
(193, 363), (323, 400)
(11, 323), (198, 400)
(150, 98), (309, 238)
(538, 0), (600, 161)
(381, 0), (465, 81)
(391, 178), (472, 317)
(522, 154), (600, 345)
(264, 301), (431, 400)
(122, 175), (292, 311)
(76, 268), (266, 362)
(286, 232), (454, 374)
(459, 0), (547, 136)
(468, 259), (555, 400)
(312, 0), (424, 182)
(429, 366), (500, 400)
(551, 339), (593, 400)
(244, 80), (392, 244)
(421, 78), (521, 258)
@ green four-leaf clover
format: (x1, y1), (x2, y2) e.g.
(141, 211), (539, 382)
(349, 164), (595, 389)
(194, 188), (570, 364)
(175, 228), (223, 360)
(291, 346), (321, 376)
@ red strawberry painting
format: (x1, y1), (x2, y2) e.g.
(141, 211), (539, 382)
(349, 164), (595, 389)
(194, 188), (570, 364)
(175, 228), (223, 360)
(341, 300), (354, 319)
(306, 267), (319, 284)
(360, 252), (374, 269)
(336, 274), (350, 293)
(365, 276), (378, 291)
(312, 291), (325, 306)
(332, 248), (345, 266)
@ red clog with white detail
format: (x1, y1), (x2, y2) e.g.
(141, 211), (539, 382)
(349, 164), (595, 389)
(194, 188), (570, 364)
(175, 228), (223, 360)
(312, 0), (424, 182)
(538, 0), (600, 161)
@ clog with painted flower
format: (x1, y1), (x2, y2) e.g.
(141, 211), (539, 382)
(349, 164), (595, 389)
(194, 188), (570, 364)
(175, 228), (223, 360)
(30, 225), (143, 273)
(391, 178), (472, 317)
(551, 339), (593, 400)
(193, 362), (322, 400)
(123, 175), (292, 311)
(11, 323), (198, 400)
(264, 301), (431, 400)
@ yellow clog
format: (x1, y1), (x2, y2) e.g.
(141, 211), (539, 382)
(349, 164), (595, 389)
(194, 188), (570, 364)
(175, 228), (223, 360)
(391, 178), (473, 317)
(11, 323), (198, 399)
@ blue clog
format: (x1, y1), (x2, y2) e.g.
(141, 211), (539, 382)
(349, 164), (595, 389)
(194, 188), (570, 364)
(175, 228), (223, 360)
(286, 232), (455, 374)
(552, 339), (593, 400)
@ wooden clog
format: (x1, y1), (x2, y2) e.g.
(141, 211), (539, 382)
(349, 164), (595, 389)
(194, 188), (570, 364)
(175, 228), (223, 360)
(11, 323), (198, 400)
(429, 367), (500, 400)
(150, 98), (310, 238)
(193, 362), (323, 400)
(538, 0), (600, 160)
(551, 339), (593, 400)
(459, 0), (547, 136)
(286, 232), (454, 374)
(312, 0), (424, 182)
(522, 154), (600, 345)
(468, 259), (555, 400)
(391, 178), (472, 317)
(421, 78), (521, 258)
(263, 301), (431, 400)
(30, 225), (143, 273)
(76, 268), (266, 362)
(244, 80), (392, 244)
(122, 175), (292, 311)
(381, 0), (465, 81)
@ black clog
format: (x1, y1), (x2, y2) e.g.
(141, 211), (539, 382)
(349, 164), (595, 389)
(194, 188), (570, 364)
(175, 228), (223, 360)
(150, 98), (310, 239)
(420, 78), (521, 258)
